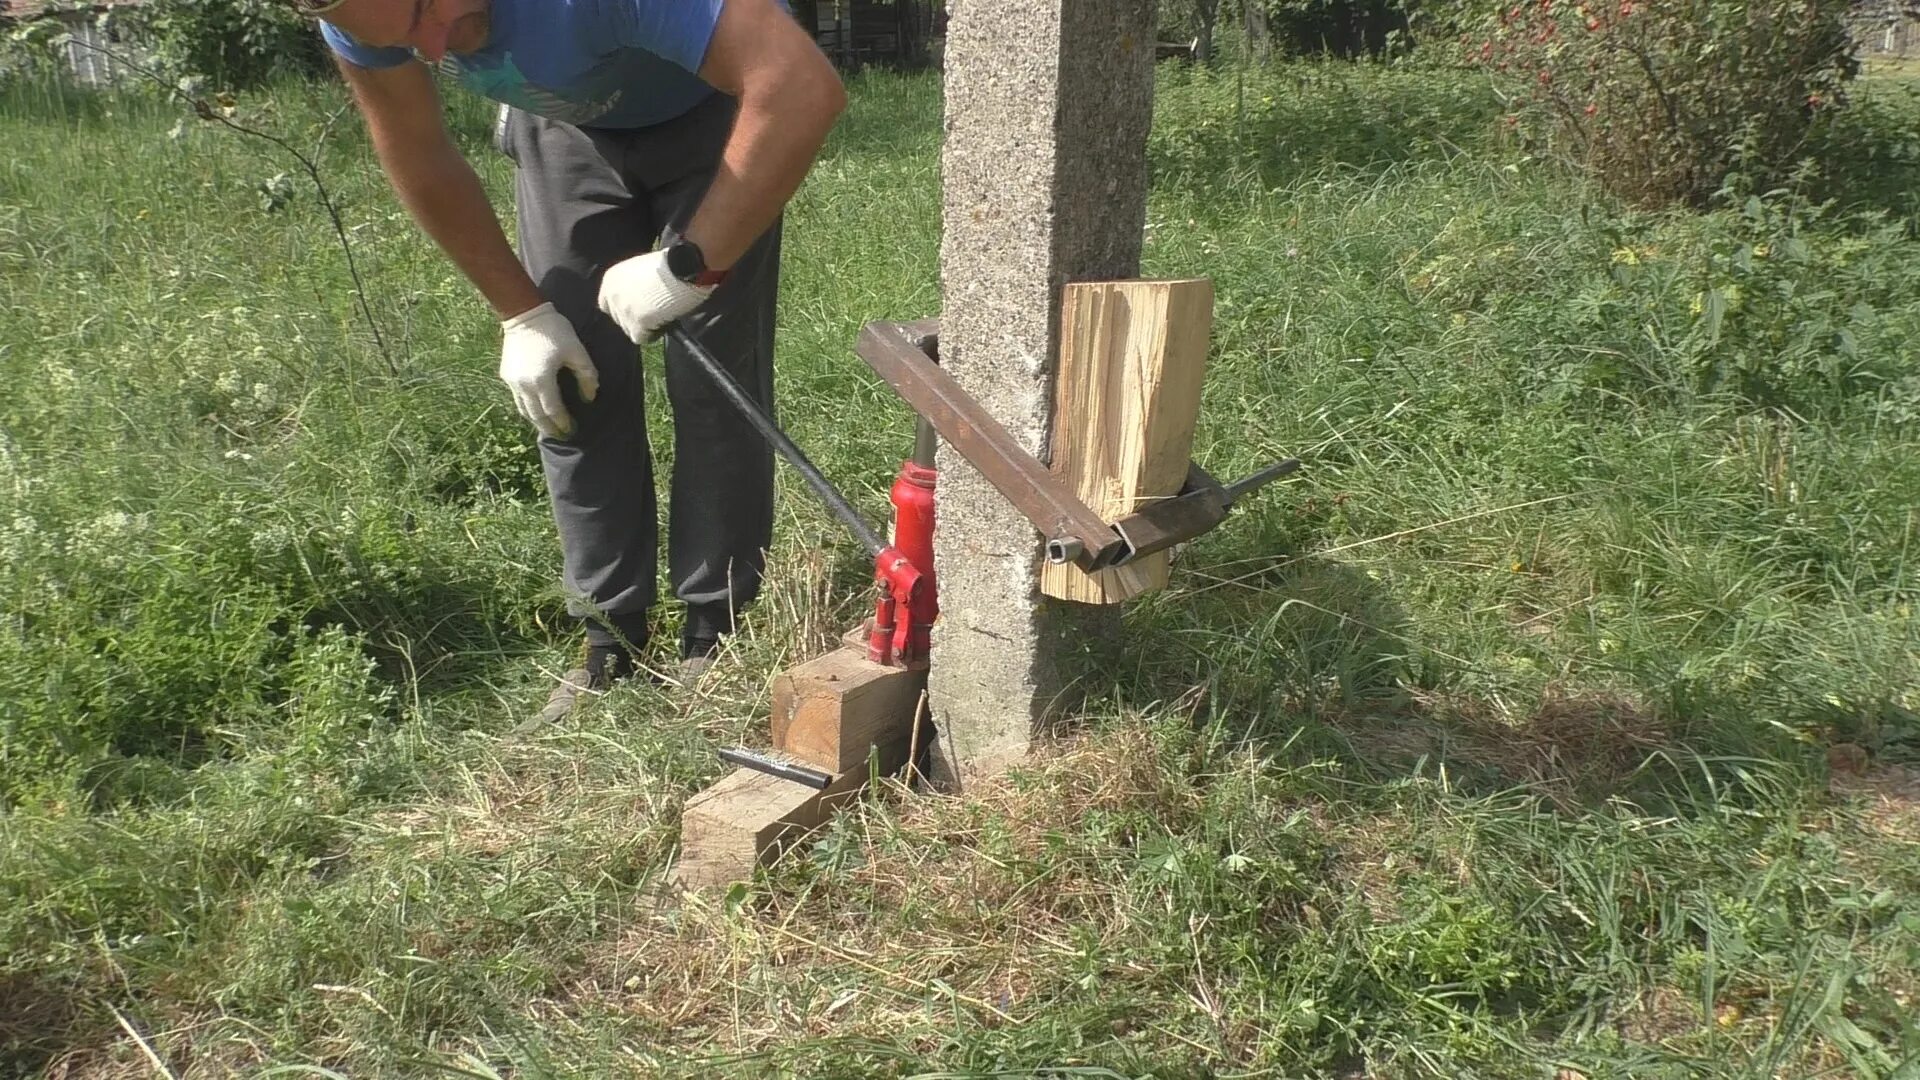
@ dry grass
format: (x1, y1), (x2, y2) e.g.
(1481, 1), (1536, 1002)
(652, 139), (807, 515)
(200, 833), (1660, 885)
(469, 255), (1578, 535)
(1831, 762), (1920, 840)
(1613, 986), (1704, 1049)
(559, 727), (1188, 1056)
(1343, 686), (1671, 807)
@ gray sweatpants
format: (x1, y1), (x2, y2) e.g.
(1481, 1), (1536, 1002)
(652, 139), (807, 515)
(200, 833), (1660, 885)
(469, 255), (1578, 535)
(496, 93), (780, 643)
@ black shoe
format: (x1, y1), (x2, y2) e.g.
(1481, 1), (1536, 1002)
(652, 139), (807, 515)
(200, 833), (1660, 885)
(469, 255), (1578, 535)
(516, 643), (635, 734)
(679, 633), (722, 683)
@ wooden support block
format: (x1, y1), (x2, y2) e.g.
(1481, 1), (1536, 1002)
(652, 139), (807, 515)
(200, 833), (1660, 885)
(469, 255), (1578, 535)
(1041, 279), (1214, 605)
(672, 658), (926, 892)
(671, 765), (867, 892)
(671, 646), (930, 892)
(771, 646), (928, 774)
(842, 622), (869, 653)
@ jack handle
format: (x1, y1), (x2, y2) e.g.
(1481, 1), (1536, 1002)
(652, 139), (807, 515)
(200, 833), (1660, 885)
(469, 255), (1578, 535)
(664, 323), (924, 665)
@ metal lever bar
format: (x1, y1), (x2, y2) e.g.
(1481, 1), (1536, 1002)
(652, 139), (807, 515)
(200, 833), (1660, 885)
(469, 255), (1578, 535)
(667, 324), (888, 559)
(719, 746), (834, 789)
(668, 322), (926, 667)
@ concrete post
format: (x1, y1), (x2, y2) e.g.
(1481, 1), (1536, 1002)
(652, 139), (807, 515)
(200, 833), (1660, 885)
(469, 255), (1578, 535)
(929, 0), (1159, 786)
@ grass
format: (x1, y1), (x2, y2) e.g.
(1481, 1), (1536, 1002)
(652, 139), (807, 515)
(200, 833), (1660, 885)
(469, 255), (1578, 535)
(1, 57), (1918, 1077)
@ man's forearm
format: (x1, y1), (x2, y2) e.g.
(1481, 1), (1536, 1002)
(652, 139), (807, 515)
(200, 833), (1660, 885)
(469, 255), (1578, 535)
(681, 78), (844, 271)
(375, 139), (544, 319)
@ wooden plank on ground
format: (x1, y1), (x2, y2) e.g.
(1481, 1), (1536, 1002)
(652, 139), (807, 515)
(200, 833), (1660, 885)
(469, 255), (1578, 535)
(771, 646), (928, 774)
(671, 765), (868, 892)
(1041, 278), (1214, 604)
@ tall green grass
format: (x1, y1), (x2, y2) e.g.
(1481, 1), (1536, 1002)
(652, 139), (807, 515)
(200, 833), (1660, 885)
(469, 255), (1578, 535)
(1, 61), (1916, 1077)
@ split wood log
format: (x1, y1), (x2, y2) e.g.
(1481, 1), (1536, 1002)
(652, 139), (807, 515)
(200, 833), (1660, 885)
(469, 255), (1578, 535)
(1041, 278), (1215, 604)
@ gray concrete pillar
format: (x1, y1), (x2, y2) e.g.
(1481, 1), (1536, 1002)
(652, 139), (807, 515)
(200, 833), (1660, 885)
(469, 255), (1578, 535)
(929, 0), (1159, 786)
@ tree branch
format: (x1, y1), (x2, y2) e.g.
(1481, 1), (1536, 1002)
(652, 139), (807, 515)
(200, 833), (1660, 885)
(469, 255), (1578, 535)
(62, 38), (395, 375)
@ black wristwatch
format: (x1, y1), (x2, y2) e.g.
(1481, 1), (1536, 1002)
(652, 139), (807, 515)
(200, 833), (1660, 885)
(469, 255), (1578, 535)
(665, 240), (728, 288)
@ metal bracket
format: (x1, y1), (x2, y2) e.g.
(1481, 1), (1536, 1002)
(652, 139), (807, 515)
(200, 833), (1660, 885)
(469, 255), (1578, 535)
(858, 319), (1128, 570)
(1106, 459), (1300, 564)
(855, 318), (1299, 572)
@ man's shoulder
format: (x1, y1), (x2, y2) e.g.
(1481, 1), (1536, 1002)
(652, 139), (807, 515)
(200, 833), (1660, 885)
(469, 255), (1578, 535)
(318, 20), (413, 70)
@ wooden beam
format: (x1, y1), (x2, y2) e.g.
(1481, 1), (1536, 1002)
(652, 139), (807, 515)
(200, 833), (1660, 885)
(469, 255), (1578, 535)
(1041, 279), (1215, 604)
(671, 765), (871, 892)
(771, 646), (927, 775)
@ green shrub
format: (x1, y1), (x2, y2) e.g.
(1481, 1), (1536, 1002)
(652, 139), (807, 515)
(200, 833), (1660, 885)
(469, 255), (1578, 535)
(1524, 189), (1920, 409)
(1, 0), (326, 90)
(131, 0), (329, 88)
(0, 493), (286, 808)
(1801, 78), (1920, 220)
(1, 13), (79, 85)
(1468, 0), (1857, 207)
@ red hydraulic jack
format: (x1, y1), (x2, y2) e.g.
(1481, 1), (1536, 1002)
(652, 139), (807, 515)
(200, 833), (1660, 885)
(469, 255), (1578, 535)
(872, 425), (939, 666)
(666, 324), (936, 668)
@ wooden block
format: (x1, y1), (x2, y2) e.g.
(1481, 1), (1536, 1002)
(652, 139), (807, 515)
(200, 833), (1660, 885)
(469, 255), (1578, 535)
(671, 766), (865, 891)
(672, 692), (923, 891)
(841, 622), (869, 653)
(1041, 279), (1214, 605)
(770, 646), (928, 774)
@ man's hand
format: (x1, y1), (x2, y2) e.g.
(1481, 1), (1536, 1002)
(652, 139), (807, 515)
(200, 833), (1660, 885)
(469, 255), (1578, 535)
(596, 249), (714, 344)
(500, 303), (600, 439)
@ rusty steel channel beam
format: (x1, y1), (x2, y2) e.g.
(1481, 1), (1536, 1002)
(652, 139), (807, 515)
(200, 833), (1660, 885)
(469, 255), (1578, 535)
(894, 317), (942, 355)
(1108, 465), (1231, 564)
(856, 318), (1302, 574)
(856, 319), (1127, 572)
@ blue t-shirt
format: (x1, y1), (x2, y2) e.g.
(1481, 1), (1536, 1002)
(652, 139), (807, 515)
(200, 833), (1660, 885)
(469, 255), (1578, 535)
(320, 0), (725, 130)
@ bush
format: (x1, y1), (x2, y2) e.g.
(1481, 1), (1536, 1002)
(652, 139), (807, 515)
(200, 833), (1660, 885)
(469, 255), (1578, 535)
(1505, 188), (1920, 412)
(1467, 0), (1857, 207)
(1266, 0), (1414, 57)
(1, 14), (76, 84)
(0, 0), (326, 90)
(1801, 77), (1920, 220)
(130, 0), (329, 88)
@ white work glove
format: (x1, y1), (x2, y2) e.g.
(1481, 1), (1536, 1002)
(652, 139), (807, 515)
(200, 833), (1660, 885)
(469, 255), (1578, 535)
(596, 249), (715, 344)
(499, 302), (600, 440)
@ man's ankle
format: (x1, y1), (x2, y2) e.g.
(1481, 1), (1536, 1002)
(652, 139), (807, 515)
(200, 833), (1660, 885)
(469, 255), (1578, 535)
(681, 633), (721, 662)
(584, 610), (650, 686)
(682, 603), (736, 660)
(584, 642), (636, 687)
(679, 599), (729, 641)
